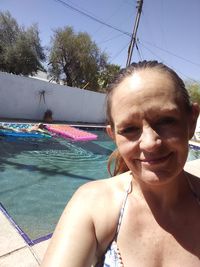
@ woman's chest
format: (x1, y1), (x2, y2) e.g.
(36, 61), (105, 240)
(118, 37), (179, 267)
(116, 207), (200, 267)
(116, 227), (200, 267)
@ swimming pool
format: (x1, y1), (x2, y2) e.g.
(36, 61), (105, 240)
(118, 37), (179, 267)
(0, 127), (200, 244)
(0, 128), (115, 242)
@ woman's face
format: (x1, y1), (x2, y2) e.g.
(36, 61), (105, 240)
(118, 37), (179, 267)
(107, 69), (197, 185)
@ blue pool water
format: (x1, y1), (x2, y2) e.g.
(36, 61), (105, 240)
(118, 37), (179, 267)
(0, 127), (199, 242)
(0, 128), (115, 241)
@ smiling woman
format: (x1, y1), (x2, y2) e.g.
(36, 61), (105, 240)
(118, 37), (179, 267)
(106, 64), (195, 185)
(41, 61), (200, 267)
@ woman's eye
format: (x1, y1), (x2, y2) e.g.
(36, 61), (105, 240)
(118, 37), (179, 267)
(117, 126), (139, 135)
(157, 117), (177, 125)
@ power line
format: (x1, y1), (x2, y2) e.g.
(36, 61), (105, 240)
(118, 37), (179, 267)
(111, 41), (130, 62)
(91, 1), (126, 36)
(53, 0), (131, 37)
(138, 41), (198, 82)
(138, 40), (165, 61)
(98, 33), (125, 45)
(53, 0), (199, 73)
(136, 41), (143, 60)
(140, 39), (200, 69)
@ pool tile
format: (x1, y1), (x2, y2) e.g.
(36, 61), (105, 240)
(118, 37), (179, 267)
(0, 247), (39, 267)
(32, 239), (50, 262)
(0, 211), (26, 256)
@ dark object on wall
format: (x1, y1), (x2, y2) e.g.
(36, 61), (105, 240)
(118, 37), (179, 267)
(43, 109), (53, 123)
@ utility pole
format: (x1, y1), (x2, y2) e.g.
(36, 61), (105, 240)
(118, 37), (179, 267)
(126, 0), (143, 67)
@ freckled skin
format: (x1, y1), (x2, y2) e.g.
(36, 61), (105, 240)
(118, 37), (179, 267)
(41, 67), (200, 267)
(110, 70), (192, 185)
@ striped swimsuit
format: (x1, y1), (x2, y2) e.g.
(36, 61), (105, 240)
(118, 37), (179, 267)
(96, 181), (131, 267)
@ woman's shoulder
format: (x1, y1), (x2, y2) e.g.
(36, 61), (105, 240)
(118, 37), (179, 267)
(66, 171), (132, 232)
(73, 171), (132, 204)
(56, 172), (132, 259)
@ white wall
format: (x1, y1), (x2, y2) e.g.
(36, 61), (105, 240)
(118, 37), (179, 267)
(196, 115), (200, 132)
(0, 72), (106, 123)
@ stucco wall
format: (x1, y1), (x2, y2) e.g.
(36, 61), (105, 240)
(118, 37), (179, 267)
(196, 114), (200, 132)
(0, 72), (106, 123)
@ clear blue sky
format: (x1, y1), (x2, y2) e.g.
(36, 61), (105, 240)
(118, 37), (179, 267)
(1, 0), (200, 82)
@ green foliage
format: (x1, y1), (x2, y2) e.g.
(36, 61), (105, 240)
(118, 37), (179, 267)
(0, 11), (45, 75)
(48, 26), (120, 91)
(0, 12), (120, 90)
(186, 82), (200, 105)
(98, 64), (120, 92)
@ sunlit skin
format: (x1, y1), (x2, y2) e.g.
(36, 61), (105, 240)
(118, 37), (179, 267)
(41, 66), (200, 267)
(107, 69), (196, 187)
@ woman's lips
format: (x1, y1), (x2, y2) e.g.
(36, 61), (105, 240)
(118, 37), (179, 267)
(137, 153), (172, 165)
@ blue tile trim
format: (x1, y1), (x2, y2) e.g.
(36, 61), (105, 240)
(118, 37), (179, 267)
(0, 202), (53, 246)
(189, 144), (200, 150)
(32, 233), (53, 245)
(0, 202), (33, 245)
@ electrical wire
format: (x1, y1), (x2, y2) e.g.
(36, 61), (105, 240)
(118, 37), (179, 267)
(138, 40), (198, 82)
(53, 0), (131, 37)
(110, 41), (130, 63)
(136, 41), (143, 60)
(98, 33), (126, 45)
(140, 39), (200, 68)
(92, 1), (126, 35)
(53, 0), (199, 74)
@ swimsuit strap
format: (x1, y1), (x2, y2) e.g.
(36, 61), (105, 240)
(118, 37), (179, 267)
(114, 179), (132, 240)
(186, 174), (200, 206)
(95, 179), (132, 267)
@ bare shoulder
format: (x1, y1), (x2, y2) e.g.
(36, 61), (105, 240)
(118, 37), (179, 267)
(70, 171), (132, 208)
(41, 172), (132, 266)
(65, 171), (132, 247)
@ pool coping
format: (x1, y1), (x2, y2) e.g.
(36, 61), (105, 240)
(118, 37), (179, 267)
(0, 205), (43, 266)
(189, 140), (200, 149)
(0, 203), (33, 245)
(0, 202), (53, 247)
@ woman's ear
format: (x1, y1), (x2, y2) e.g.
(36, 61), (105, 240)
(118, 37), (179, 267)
(106, 125), (115, 140)
(189, 103), (200, 139)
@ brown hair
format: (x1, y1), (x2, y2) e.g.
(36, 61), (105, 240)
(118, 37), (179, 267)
(106, 60), (192, 176)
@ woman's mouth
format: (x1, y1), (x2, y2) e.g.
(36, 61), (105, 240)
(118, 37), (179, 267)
(137, 153), (173, 165)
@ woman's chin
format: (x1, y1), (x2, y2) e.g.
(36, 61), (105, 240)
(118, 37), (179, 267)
(133, 169), (177, 186)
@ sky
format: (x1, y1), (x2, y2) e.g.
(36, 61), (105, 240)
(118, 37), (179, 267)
(1, 0), (200, 82)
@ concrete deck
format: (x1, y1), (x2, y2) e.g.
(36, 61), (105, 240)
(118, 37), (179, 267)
(0, 207), (50, 266)
(0, 148), (200, 266)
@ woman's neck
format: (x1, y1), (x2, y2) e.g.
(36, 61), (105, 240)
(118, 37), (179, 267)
(133, 171), (189, 211)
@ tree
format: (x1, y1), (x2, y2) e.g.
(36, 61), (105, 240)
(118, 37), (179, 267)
(48, 26), (113, 91)
(0, 11), (45, 75)
(98, 64), (120, 92)
(186, 82), (200, 105)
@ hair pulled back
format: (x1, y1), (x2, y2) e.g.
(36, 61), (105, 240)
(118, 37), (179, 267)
(106, 60), (192, 176)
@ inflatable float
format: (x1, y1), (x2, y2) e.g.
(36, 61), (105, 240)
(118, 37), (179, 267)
(0, 129), (49, 138)
(0, 123), (51, 138)
(46, 124), (98, 141)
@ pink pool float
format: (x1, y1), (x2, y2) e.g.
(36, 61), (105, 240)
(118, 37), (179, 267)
(45, 124), (98, 141)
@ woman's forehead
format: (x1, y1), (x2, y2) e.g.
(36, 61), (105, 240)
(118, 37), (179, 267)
(117, 69), (174, 90)
(110, 69), (185, 118)
(113, 69), (177, 100)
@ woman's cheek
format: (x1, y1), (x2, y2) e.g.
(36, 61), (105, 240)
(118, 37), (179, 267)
(116, 138), (137, 158)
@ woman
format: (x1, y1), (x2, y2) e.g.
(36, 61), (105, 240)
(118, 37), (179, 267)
(41, 61), (200, 267)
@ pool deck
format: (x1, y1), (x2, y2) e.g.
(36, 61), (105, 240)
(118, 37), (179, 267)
(0, 141), (200, 266)
(0, 208), (50, 266)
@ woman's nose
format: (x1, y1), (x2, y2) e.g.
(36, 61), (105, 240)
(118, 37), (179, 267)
(139, 126), (161, 152)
